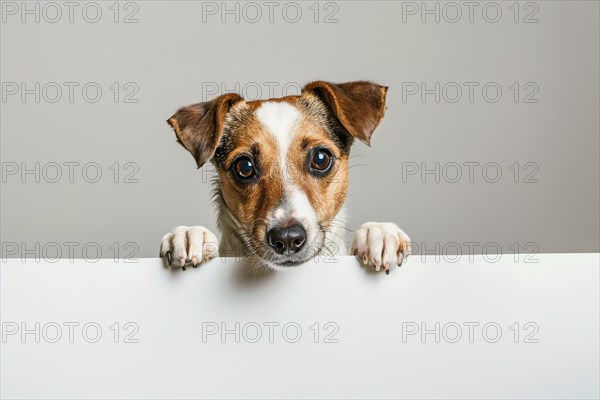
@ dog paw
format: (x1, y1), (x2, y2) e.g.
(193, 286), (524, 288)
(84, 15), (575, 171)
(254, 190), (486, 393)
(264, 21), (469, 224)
(159, 226), (219, 269)
(350, 222), (411, 274)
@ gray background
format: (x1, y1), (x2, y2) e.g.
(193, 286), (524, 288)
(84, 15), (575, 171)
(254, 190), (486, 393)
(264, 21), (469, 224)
(1, 0), (599, 258)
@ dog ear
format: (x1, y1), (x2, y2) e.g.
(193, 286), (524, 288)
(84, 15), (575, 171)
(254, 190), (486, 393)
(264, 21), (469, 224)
(167, 93), (243, 168)
(302, 81), (388, 146)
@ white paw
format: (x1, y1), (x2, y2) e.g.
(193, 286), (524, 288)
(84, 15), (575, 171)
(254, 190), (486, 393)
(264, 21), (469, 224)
(159, 226), (219, 269)
(350, 222), (411, 274)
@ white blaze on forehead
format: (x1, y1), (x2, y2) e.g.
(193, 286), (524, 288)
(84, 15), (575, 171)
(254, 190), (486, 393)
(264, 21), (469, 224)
(254, 101), (301, 169)
(255, 102), (318, 230)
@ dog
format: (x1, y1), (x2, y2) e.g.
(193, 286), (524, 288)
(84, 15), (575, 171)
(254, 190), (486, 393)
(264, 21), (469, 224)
(159, 80), (410, 274)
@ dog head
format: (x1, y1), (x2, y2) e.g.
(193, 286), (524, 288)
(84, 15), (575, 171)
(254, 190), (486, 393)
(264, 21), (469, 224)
(167, 81), (388, 269)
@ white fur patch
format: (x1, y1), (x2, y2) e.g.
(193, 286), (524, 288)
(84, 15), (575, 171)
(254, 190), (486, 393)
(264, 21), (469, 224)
(269, 185), (318, 241)
(254, 101), (301, 169)
(350, 222), (411, 272)
(255, 102), (319, 241)
(287, 186), (316, 223)
(159, 225), (219, 268)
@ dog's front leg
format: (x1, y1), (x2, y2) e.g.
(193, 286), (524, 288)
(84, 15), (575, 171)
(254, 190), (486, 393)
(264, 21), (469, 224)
(159, 226), (219, 270)
(350, 222), (411, 274)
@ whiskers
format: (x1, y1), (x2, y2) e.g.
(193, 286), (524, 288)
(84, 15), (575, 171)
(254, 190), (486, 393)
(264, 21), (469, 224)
(230, 226), (280, 281)
(317, 217), (352, 257)
(319, 217), (352, 233)
(348, 154), (370, 170)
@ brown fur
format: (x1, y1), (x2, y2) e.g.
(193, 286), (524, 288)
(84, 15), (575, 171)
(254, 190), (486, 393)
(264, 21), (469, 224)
(286, 106), (349, 227)
(167, 93), (243, 168)
(217, 103), (285, 244)
(301, 81), (388, 146)
(214, 96), (348, 249)
(167, 81), (388, 256)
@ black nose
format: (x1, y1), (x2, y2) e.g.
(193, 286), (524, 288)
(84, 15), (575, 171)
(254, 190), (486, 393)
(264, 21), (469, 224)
(267, 224), (306, 255)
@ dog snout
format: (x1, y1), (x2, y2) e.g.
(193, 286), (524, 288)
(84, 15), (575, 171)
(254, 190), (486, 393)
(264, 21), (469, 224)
(267, 224), (306, 255)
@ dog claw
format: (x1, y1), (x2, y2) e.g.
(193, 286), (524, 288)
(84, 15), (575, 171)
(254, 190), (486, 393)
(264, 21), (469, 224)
(182, 266), (186, 271)
(351, 222), (411, 275)
(160, 226), (220, 269)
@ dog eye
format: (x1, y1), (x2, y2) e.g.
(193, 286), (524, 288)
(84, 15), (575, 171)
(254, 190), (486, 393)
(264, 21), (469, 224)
(233, 157), (255, 179)
(309, 148), (334, 175)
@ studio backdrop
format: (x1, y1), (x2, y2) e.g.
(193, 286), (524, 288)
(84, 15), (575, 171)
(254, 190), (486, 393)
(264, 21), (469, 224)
(1, 1), (599, 260)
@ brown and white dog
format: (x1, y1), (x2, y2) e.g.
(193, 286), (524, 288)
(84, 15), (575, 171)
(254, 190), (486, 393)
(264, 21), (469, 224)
(159, 81), (410, 274)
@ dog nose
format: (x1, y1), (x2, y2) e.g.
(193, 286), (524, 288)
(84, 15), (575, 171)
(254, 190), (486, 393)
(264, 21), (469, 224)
(267, 224), (306, 255)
